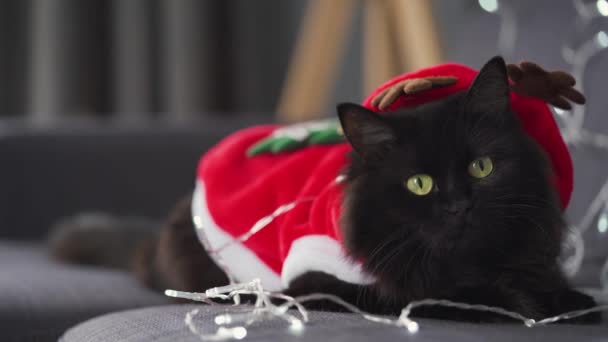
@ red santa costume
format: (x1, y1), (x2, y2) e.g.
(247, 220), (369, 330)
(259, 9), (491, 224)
(192, 63), (573, 291)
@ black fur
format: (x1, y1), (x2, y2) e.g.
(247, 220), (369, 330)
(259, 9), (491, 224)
(311, 56), (599, 322)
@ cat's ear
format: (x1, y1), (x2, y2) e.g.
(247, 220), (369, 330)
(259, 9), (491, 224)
(464, 56), (511, 115)
(337, 103), (396, 161)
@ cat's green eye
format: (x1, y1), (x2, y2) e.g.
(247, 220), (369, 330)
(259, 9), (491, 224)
(468, 157), (494, 178)
(405, 174), (434, 196)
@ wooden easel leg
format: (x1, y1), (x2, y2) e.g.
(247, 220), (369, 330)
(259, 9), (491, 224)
(362, 0), (401, 96)
(387, 0), (442, 71)
(276, 0), (356, 122)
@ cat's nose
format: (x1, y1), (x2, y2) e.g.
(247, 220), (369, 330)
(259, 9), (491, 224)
(443, 200), (471, 215)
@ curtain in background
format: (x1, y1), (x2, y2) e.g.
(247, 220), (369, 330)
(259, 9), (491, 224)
(1, 0), (605, 126)
(0, 0), (306, 122)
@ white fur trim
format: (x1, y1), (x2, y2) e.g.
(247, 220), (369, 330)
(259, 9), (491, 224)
(281, 235), (376, 287)
(192, 181), (283, 291)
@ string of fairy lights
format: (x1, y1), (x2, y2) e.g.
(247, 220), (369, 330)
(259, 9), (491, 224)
(167, 1), (608, 340)
(562, 0), (608, 290)
(481, 0), (608, 289)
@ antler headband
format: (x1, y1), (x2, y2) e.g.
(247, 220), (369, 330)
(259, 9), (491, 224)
(371, 62), (585, 111)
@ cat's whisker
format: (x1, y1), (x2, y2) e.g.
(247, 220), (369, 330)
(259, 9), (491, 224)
(372, 240), (420, 278)
(367, 231), (422, 274)
(491, 194), (553, 206)
(418, 244), (434, 292)
(398, 241), (429, 288)
(517, 216), (552, 236)
(370, 239), (418, 275)
(488, 197), (550, 205)
(366, 229), (410, 264)
(355, 285), (368, 308)
(367, 240), (408, 274)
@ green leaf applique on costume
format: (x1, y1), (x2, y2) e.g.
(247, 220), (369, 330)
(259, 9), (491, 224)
(247, 119), (345, 157)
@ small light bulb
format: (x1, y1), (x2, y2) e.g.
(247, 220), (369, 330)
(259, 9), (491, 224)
(597, 31), (608, 48)
(289, 320), (305, 334)
(214, 314), (232, 325)
(553, 107), (566, 116)
(232, 327), (247, 340)
(598, 210), (608, 233)
(479, 0), (499, 13)
(597, 0), (608, 16)
(406, 320), (419, 333)
(193, 215), (203, 228)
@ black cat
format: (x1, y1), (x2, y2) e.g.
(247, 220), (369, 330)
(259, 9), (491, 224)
(333, 57), (598, 322)
(50, 57), (600, 323)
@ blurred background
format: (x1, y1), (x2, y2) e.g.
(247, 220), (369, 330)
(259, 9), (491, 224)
(2, 1), (608, 340)
(1, 0), (605, 121)
(0, 0), (606, 287)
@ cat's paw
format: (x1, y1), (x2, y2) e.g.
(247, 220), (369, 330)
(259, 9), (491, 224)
(550, 289), (601, 324)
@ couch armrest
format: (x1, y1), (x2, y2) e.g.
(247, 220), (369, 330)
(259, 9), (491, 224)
(0, 116), (268, 240)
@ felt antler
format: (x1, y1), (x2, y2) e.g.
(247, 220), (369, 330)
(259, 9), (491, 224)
(371, 76), (458, 110)
(507, 61), (585, 110)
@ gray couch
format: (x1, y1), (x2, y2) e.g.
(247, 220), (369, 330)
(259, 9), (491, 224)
(0, 117), (263, 341)
(0, 241), (167, 341)
(59, 305), (608, 342)
(1, 118), (608, 342)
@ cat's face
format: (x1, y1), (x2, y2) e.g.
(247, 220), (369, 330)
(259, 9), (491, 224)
(339, 57), (564, 296)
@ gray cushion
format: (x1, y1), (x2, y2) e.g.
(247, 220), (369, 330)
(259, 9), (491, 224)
(61, 304), (608, 342)
(0, 241), (169, 341)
